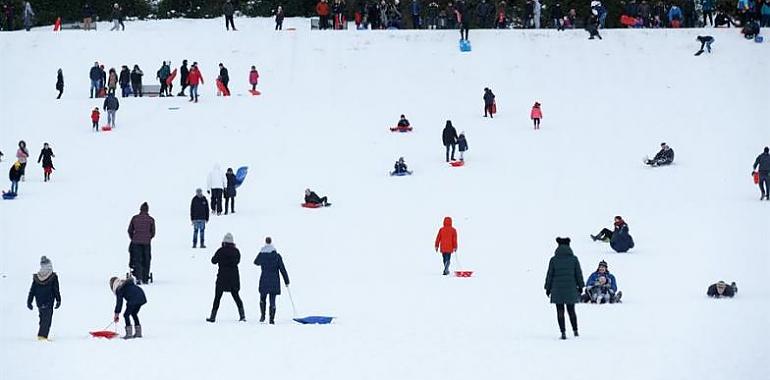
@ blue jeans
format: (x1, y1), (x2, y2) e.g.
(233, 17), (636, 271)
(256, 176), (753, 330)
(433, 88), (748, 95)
(190, 85), (199, 100)
(10, 180), (19, 193)
(90, 79), (100, 97)
(193, 220), (206, 245)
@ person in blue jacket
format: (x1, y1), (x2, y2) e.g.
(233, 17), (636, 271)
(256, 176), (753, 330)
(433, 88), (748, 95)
(668, 5), (683, 26)
(410, 0), (421, 28)
(254, 237), (290, 324)
(582, 260), (622, 303)
(609, 219), (635, 253)
(110, 275), (147, 339)
(457, 132), (468, 161)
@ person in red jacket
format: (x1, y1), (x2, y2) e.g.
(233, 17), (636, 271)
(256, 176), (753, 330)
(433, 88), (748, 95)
(186, 63), (204, 103)
(91, 107), (100, 131)
(317, 0), (331, 30)
(530, 101), (542, 130)
(434, 217), (458, 275)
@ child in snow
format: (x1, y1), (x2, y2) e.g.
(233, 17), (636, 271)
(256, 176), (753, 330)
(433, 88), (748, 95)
(224, 167), (237, 215)
(645, 142), (675, 166)
(582, 260), (622, 304)
(304, 188), (331, 206)
(391, 115), (412, 132)
(434, 217), (458, 275)
(56, 69), (64, 99)
(110, 275), (147, 339)
(391, 157), (413, 175)
(91, 107), (100, 131)
(530, 102), (542, 129)
(457, 132), (468, 161)
(27, 256), (61, 341)
(695, 36), (715, 55)
(8, 161), (22, 195)
(707, 281), (737, 298)
(249, 66), (260, 91)
(16, 140), (29, 181)
(254, 237), (290, 324)
(37, 142), (55, 182)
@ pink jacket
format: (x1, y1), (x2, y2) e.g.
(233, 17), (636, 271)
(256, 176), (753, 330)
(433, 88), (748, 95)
(530, 106), (542, 119)
(249, 70), (259, 85)
(17, 148), (29, 163)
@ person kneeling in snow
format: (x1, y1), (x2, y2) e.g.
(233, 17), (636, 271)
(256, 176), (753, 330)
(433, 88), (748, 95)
(707, 280), (737, 298)
(305, 188), (331, 206)
(110, 275), (147, 339)
(391, 115), (413, 132)
(391, 157), (413, 175)
(741, 20), (760, 39)
(582, 260), (622, 304)
(645, 142), (674, 166)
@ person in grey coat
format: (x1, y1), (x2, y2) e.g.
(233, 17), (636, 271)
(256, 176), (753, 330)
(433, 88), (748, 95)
(23, 1), (34, 31)
(254, 237), (290, 324)
(753, 147), (770, 200)
(544, 237), (584, 340)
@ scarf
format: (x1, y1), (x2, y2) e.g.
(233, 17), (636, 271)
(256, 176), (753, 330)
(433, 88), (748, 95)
(37, 261), (53, 281)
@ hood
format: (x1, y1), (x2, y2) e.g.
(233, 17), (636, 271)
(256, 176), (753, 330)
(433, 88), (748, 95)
(34, 272), (56, 285)
(260, 244), (276, 253)
(443, 217), (453, 227)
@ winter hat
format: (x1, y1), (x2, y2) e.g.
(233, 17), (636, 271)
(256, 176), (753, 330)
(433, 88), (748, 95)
(38, 256), (53, 280)
(195, 188), (203, 195)
(555, 237), (571, 245)
(223, 233), (234, 244)
(764, 147), (769, 154)
(534, 102), (540, 107)
(109, 276), (124, 294)
(140, 202), (149, 213)
(598, 260), (608, 269)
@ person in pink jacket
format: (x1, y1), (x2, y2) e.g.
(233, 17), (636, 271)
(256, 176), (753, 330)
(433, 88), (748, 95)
(530, 102), (543, 130)
(249, 66), (259, 91)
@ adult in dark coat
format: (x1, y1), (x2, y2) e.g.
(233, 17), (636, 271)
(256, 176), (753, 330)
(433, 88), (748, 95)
(442, 120), (459, 162)
(645, 142), (674, 166)
(218, 63), (230, 94)
(27, 256), (61, 340)
(36, 142), (55, 182)
(224, 168), (237, 215)
(456, 0), (469, 39)
(130, 65), (143, 97)
(178, 60), (189, 96)
(190, 188), (209, 248)
(55, 69), (64, 99)
(110, 276), (147, 339)
(89, 62), (101, 98)
(483, 87), (495, 117)
(304, 188), (331, 206)
(118, 65), (131, 97)
(752, 147), (770, 200)
(207, 233), (245, 322)
(224, 0), (236, 31)
(127, 202), (156, 284)
(103, 92), (119, 128)
(707, 281), (737, 298)
(254, 237), (290, 324)
(544, 237), (584, 339)
(609, 221), (634, 253)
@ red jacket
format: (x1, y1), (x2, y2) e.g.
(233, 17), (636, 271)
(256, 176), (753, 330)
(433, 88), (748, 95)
(249, 70), (259, 85)
(316, 2), (330, 16)
(435, 217), (458, 254)
(187, 68), (204, 85)
(91, 110), (100, 122)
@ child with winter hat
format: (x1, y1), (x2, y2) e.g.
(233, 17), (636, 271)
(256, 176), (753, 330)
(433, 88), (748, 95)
(91, 107), (100, 131)
(110, 275), (147, 339)
(530, 102), (542, 130)
(27, 256), (61, 341)
(249, 66), (259, 91)
(457, 132), (468, 161)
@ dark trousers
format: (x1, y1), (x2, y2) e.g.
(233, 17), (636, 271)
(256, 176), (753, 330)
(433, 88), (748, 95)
(276, 21), (283, 30)
(703, 11), (713, 26)
(484, 104), (494, 117)
(37, 305), (54, 338)
(445, 144), (456, 162)
(225, 15), (236, 30)
(128, 243), (152, 283)
(460, 22), (469, 40)
(131, 82), (142, 97)
(320, 15), (329, 29)
(159, 81), (167, 96)
(759, 171), (769, 197)
(412, 14), (421, 29)
(224, 195), (235, 214)
(92, 121), (98, 130)
(57, 89), (63, 99)
(212, 288), (244, 317)
(555, 303), (578, 333)
(211, 189), (223, 214)
(120, 85), (130, 97)
(595, 228), (613, 241)
(260, 292), (277, 310)
(123, 304), (142, 326)
(179, 83), (188, 95)
(442, 252), (451, 274)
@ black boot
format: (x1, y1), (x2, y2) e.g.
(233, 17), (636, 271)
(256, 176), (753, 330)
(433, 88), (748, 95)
(560, 331), (566, 340)
(573, 330), (579, 337)
(238, 306), (246, 322)
(269, 307), (276, 324)
(206, 309), (217, 323)
(259, 301), (266, 323)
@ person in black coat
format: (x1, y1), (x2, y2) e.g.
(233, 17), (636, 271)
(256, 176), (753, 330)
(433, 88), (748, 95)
(190, 188), (209, 248)
(275, 5), (285, 30)
(483, 88), (495, 117)
(254, 237), (290, 324)
(707, 281), (737, 298)
(218, 63), (230, 95)
(753, 147), (770, 200)
(103, 93), (119, 128)
(178, 60), (189, 96)
(224, 168), (237, 215)
(9, 161), (23, 194)
(207, 233), (246, 322)
(456, 0), (469, 40)
(645, 142), (674, 166)
(118, 65), (131, 97)
(55, 69), (64, 99)
(110, 275), (147, 339)
(586, 14), (601, 40)
(224, 0), (237, 31)
(130, 65), (143, 97)
(27, 256), (61, 340)
(36, 142), (55, 182)
(304, 188), (331, 206)
(442, 120), (459, 162)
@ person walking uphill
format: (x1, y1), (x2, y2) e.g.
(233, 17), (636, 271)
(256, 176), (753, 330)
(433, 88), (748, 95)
(103, 92), (119, 128)
(442, 120), (459, 162)
(190, 188), (209, 248)
(753, 147), (770, 200)
(254, 237), (290, 324)
(434, 217), (458, 275)
(218, 63), (230, 96)
(27, 256), (61, 341)
(55, 69), (64, 99)
(544, 237), (584, 340)
(224, 0), (237, 31)
(483, 88), (495, 118)
(37, 142), (55, 182)
(127, 202), (156, 284)
(530, 102), (542, 129)
(187, 63), (204, 102)
(110, 275), (147, 339)
(224, 167), (237, 215)
(207, 233), (246, 322)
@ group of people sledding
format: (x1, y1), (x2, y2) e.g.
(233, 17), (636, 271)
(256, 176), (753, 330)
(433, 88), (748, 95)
(4, 140), (55, 199)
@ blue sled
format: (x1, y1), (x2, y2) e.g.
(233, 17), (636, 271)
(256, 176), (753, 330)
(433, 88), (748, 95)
(2, 192), (18, 200)
(390, 171), (413, 176)
(235, 166), (248, 188)
(459, 39), (472, 52)
(756, 35), (764, 43)
(293, 316), (334, 324)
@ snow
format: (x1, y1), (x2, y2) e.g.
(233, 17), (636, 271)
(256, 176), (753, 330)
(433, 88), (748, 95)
(1, 18), (769, 380)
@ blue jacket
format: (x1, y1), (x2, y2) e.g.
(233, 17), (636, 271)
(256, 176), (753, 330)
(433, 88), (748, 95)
(610, 223), (635, 253)
(254, 245), (290, 295)
(458, 135), (468, 152)
(114, 280), (146, 313)
(586, 271), (617, 292)
(668, 6), (682, 21)
(411, 1), (421, 15)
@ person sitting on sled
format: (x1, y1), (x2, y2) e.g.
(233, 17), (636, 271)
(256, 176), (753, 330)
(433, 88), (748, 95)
(110, 275), (147, 339)
(581, 260), (622, 304)
(707, 280), (737, 298)
(304, 188), (331, 207)
(391, 115), (412, 132)
(591, 215), (634, 253)
(645, 142), (674, 166)
(391, 157), (413, 175)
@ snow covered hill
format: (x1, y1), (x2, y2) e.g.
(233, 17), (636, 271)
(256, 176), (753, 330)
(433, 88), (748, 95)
(1, 18), (769, 380)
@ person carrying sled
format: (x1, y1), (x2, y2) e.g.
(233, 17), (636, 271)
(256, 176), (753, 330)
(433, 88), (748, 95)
(457, 132), (468, 161)
(483, 88), (495, 118)
(249, 66), (260, 91)
(645, 142), (674, 166)
(91, 107), (100, 131)
(391, 114), (412, 132)
(224, 167), (237, 215)
(110, 275), (147, 339)
(190, 188), (209, 248)
(434, 217), (458, 275)
(544, 237), (583, 340)
(27, 256), (61, 341)
(707, 280), (737, 298)
(37, 142), (55, 182)
(218, 63), (231, 96)
(530, 101), (542, 129)
(207, 233), (246, 322)
(695, 35), (715, 56)
(254, 237), (290, 324)
(127, 202), (156, 284)
(156, 61), (170, 97)
(56, 69), (64, 99)
(753, 147), (770, 200)
(304, 188), (331, 206)
(391, 157), (413, 175)
(8, 161), (22, 195)
(582, 260), (622, 304)
(103, 92), (119, 128)
(187, 62), (204, 102)
(442, 120), (459, 162)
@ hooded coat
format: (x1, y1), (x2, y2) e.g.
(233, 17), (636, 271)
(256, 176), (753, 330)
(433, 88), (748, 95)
(610, 223), (634, 253)
(544, 240), (584, 304)
(212, 243), (241, 292)
(442, 123), (458, 146)
(434, 217), (458, 254)
(27, 273), (61, 308)
(113, 278), (146, 313)
(254, 244), (290, 295)
(207, 165), (226, 190)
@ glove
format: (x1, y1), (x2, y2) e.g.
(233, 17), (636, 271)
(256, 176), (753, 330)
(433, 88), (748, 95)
(207, 190), (210, 194)
(545, 290), (551, 297)
(113, 313), (120, 323)
(577, 287), (583, 295)
(54, 301), (61, 309)
(27, 303), (33, 310)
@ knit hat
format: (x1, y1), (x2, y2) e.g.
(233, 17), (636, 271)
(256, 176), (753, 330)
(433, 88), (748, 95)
(598, 260), (608, 269)
(223, 233), (234, 244)
(195, 188), (203, 195)
(38, 256), (53, 280)
(555, 237), (571, 245)
(109, 276), (124, 294)
(140, 202), (149, 213)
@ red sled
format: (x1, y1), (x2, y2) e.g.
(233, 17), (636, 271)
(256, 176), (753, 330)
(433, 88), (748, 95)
(97, 88), (107, 98)
(301, 202), (323, 208)
(216, 80), (230, 96)
(491, 103), (496, 114)
(620, 15), (636, 26)
(249, 89), (261, 96)
(101, 125), (112, 131)
(454, 270), (474, 277)
(449, 160), (465, 167)
(390, 126), (413, 132)
(90, 330), (119, 339)
(166, 68), (178, 86)
(753, 171), (760, 184)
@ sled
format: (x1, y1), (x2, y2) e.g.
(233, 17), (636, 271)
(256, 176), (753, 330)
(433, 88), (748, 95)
(235, 166), (248, 188)
(293, 316), (334, 324)
(449, 160), (465, 167)
(2, 192), (17, 200)
(101, 125), (112, 131)
(97, 88), (107, 98)
(754, 171), (760, 184)
(166, 69), (177, 85)
(620, 15), (636, 27)
(249, 89), (261, 96)
(168, 107), (180, 110)
(756, 35), (764, 43)
(390, 171), (412, 176)
(89, 322), (119, 339)
(459, 39), (472, 52)
(390, 126), (413, 132)
(454, 270), (474, 277)
(694, 50), (705, 56)
(216, 80), (230, 96)
(490, 103), (497, 114)
(301, 202), (324, 208)
(286, 27), (297, 31)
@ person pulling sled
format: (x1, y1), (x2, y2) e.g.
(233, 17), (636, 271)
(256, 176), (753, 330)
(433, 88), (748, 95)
(110, 275), (147, 339)
(254, 237), (290, 324)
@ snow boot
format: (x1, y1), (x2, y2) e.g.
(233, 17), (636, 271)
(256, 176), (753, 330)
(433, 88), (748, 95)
(193, 242), (196, 248)
(614, 291), (623, 303)
(731, 282), (738, 294)
(560, 331), (567, 340)
(238, 307), (246, 322)
(590, 234), (598, 242)
(573, 330), (579, 337)
(122, 326), (134, 339)
(259, 301), (266, 323)
(206, 309), (217, 323)
(134, 325), (142, 338)
(269, 308), (276, 324)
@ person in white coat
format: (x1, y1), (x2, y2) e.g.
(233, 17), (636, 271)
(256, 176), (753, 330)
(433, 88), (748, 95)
(207, 164), (226, 216)
(23, 1), (35, 31)
(533, 0), (541, 29)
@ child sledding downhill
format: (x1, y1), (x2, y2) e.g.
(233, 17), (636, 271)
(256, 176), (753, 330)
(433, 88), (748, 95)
(390, 115), (413, 132)
(37, 143), (55, 182)
(304, 188), (331, 207)
(391, 157), (413, 176)
(91, 107), (100, 131)
(110, 275), (147, 339)
(530, 102), (542, 129)
(434, 217), (458, 276)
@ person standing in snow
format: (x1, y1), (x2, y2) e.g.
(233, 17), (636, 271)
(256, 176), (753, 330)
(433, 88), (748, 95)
(442, 120), (458, 162)
(483, 87), (495, 118)
(644, 142), (674, 166)
(99, 65), (107, 95)
(177, 60), (189, 96)
(36, 142), (55, 182)
(55, 69), (64, 99)
(224, 167), (237, 215)
(544, 237), (583, 340)
(103, 92), (119, 128)
(22, 1), (33, 31)
(187, 62), (204, 102)
(218, 63), (230, 96)
(110, 3), (122, 31)
(110, 275), (147, 339)
(107, 68), (118, 94)
(89, 62), (101, 98)
(532, 0), (541, 28)
(254, 237), (290, 324)
(317, 0), (331, 30)
(16, 140), (29, 181)
(127, 202), (156, 285)
(207, 164), (226, 215)
(8, 161), (22, 194)
(457, 132), (468, 161)
(27, 256), (61, 341)
(207, 233), (246, 322)
(456, 0), (469, 40)
(157, 61), (170, 97)
(551, 2), (564, 30)
(91, 107), (100, 131)
(118, 65), (131, 97)
(130, 64), (143, 97)
(434, 217), (458, 275)
(753, 147), (770, 200)
(224, 0), (237, 31)
(530, 101), (542, 129)
(275, 5), (285, 30)
(249, 66), (259, 91)
(190, 188), (209, 248)
(586, 14), (601, 39)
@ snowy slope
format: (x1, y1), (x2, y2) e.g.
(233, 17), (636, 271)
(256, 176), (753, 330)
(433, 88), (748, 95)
(1, 18), (769, 380)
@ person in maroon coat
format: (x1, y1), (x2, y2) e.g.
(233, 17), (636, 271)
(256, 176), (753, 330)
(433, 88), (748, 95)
(127, 202), (156, 284)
